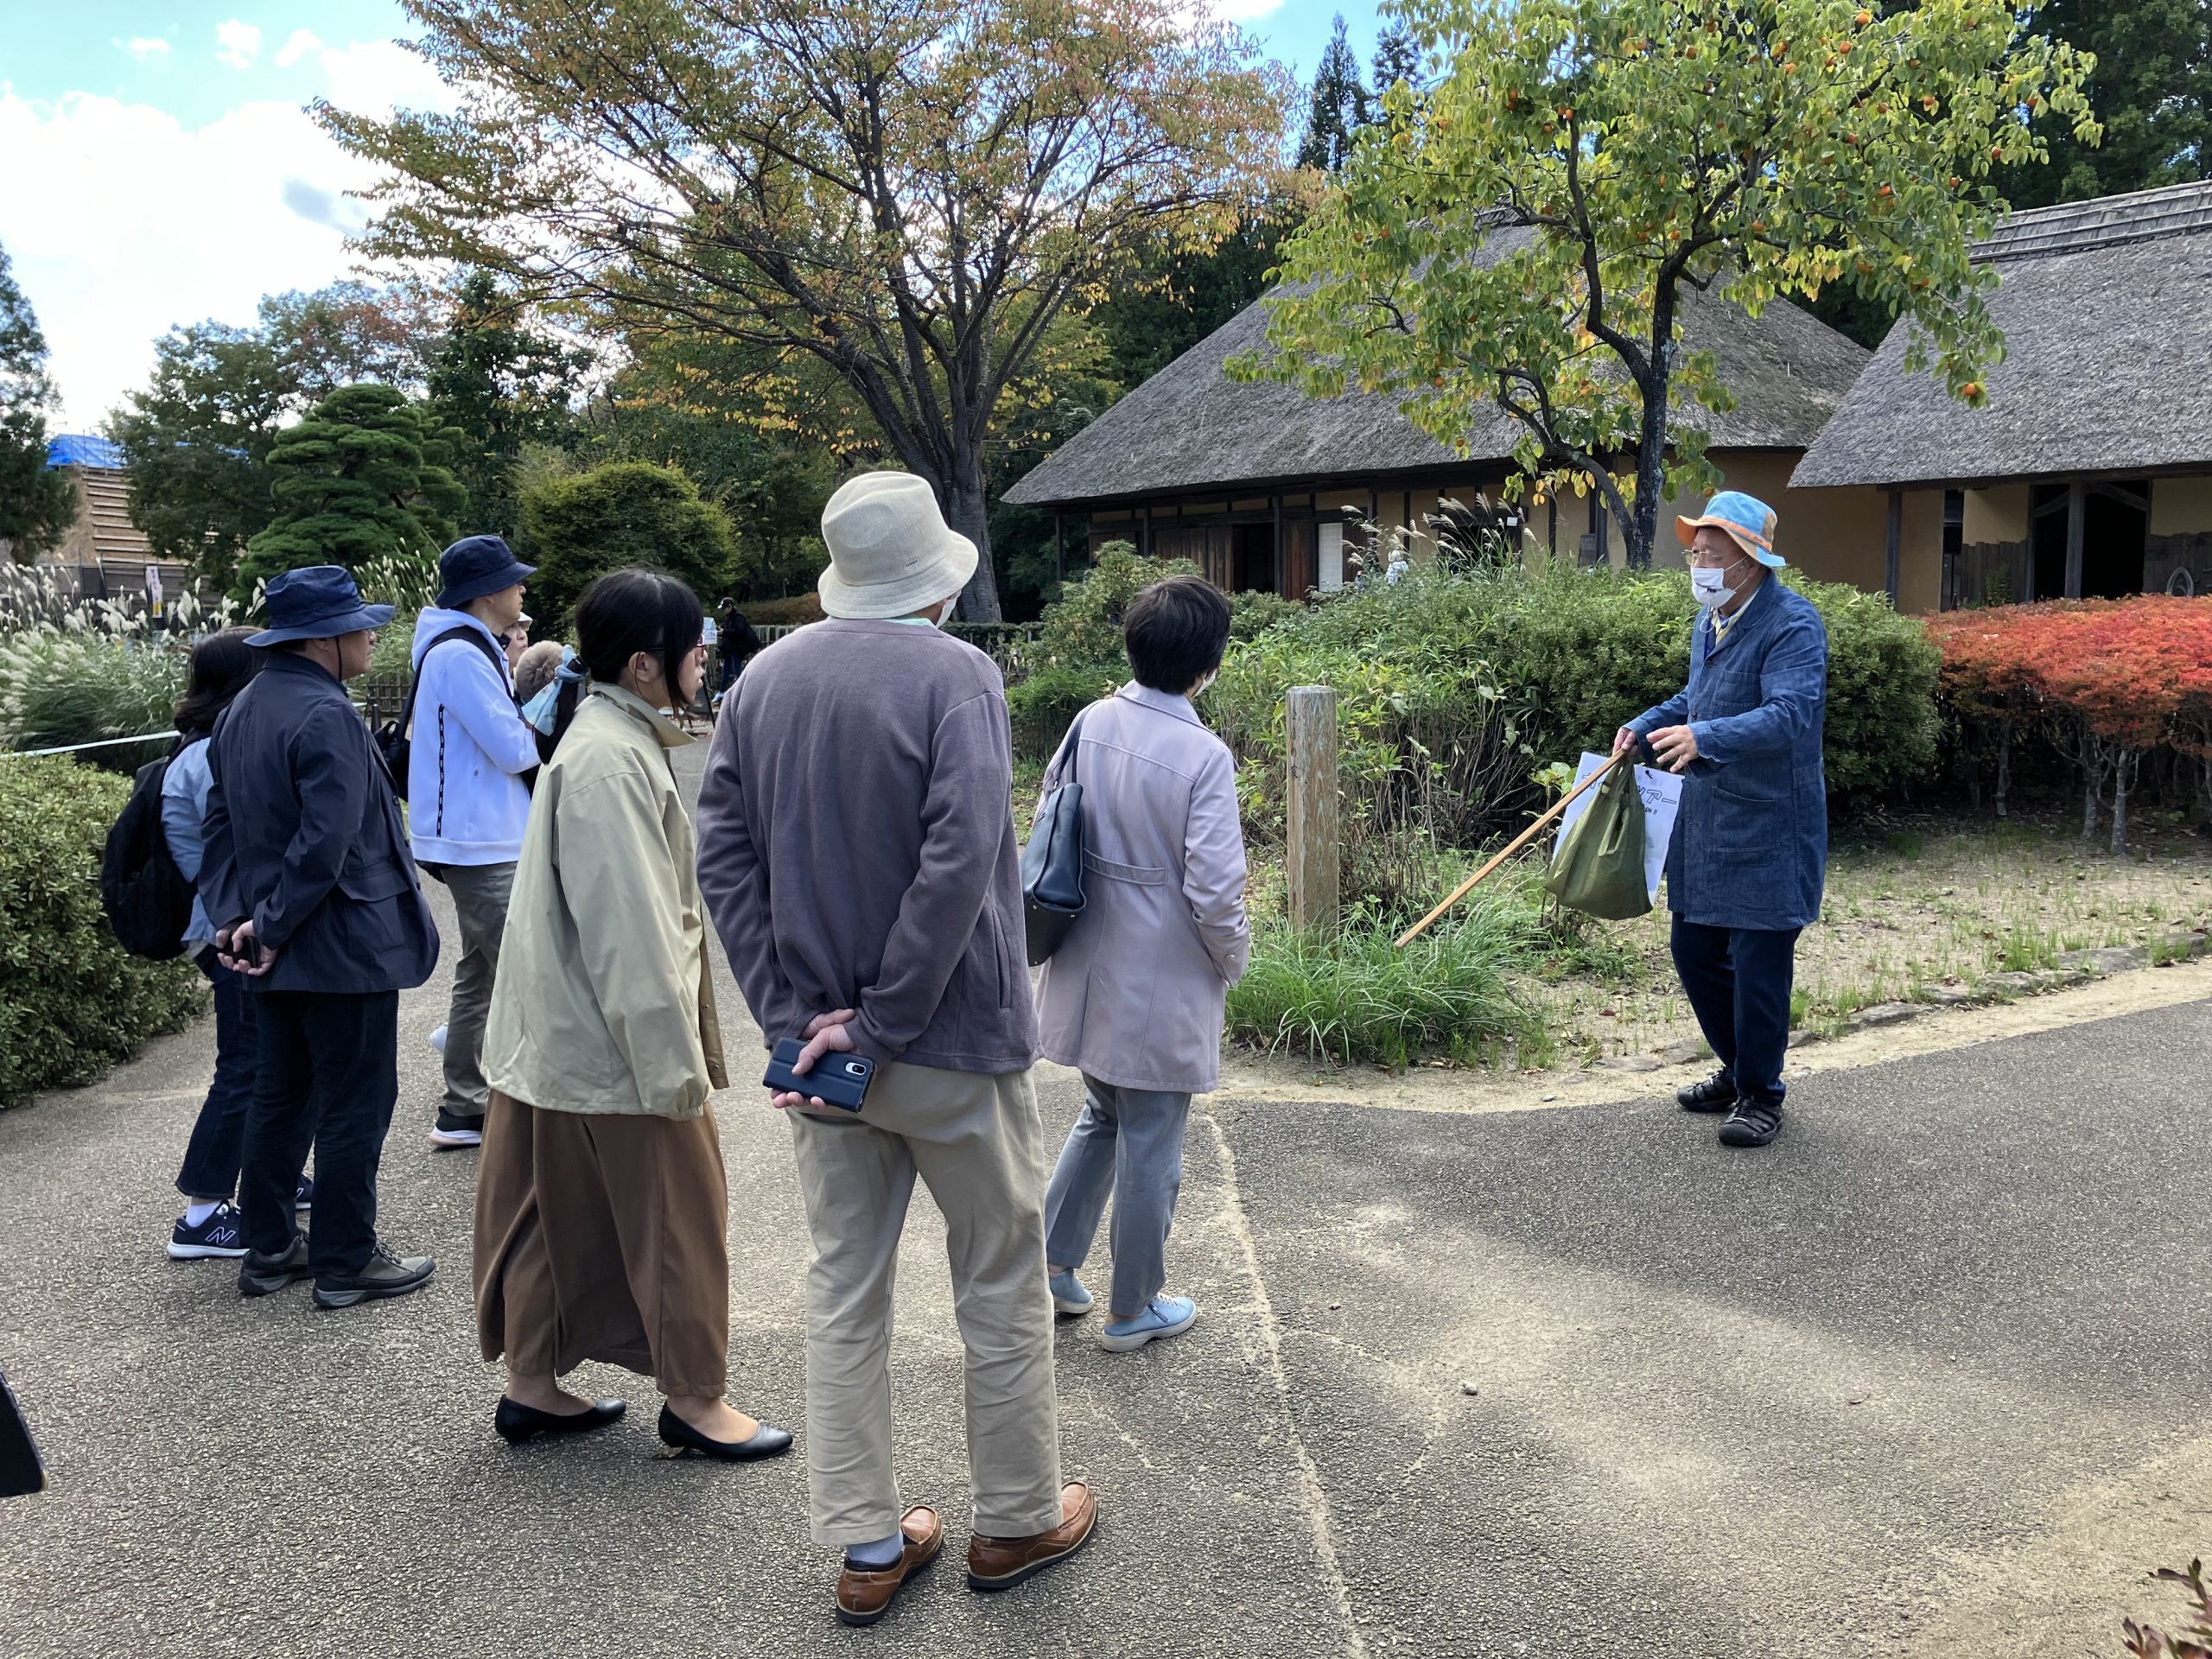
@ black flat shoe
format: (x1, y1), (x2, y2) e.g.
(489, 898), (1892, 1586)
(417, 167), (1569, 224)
(656, 1402), (793, 1462)
(1719, 1101), (1783, 1148)
(494, 1395), (627, 1446)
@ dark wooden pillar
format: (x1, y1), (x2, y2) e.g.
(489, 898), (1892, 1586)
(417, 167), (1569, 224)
(1141, 502), (1153, 559)
(2064, 479), (2087, 599)
(1272, 493), (1285, 597)
(1052, 513), (1064, 585)
(1885, 489), (1903, 606)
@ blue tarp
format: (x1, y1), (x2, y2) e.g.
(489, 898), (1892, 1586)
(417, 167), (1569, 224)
(46, 433), (124, 470)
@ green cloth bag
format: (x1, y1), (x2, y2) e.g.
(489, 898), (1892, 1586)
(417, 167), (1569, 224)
(1544, 764), (1652, 921)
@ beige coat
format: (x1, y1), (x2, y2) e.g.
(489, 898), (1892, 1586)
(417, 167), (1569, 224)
(485, 684), (728, 1118)
(1034, 683), (1250, 1094)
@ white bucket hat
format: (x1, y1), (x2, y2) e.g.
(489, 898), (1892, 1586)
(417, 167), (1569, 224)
(817, 471), (979, 620)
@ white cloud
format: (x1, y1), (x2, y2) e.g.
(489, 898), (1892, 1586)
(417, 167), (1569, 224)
(274, 29), (322, 69)
(118, 37), (172, 62)
(0, 44), (460, 428)
(214, 21), (263, 71)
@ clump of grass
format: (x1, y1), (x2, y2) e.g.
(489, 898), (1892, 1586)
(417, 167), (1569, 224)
(1225, 893), (1540, 1069)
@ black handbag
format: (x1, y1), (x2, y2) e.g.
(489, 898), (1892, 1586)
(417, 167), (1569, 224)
(1020, 704), (1096, 965)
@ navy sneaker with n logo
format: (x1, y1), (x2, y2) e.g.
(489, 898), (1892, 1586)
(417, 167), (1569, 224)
(168, 1203), (249, 1260)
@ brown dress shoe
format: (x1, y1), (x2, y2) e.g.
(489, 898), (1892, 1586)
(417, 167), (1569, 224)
(835, 1506), (944, 1628)
(965, 1482), (1098, 1591)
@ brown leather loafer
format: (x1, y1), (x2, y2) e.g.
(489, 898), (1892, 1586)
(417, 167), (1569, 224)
(835, 1506), (944, 1627)
(965, 1482), (1098, 1591)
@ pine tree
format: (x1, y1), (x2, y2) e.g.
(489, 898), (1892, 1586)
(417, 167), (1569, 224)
(1298, 16), (1369, 172)
(237, 384), (465, 594)
(1370, 23), (1423, 105)
(428, 270), (589, 541)
(1998, 0), (2211, 209)
(0, 241), (76, 563)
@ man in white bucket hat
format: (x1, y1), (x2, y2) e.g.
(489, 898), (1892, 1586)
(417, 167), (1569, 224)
(697, 471), (1093, 1628)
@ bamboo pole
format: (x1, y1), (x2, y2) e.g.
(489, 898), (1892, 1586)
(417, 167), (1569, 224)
(1395, 751), (1630, 948)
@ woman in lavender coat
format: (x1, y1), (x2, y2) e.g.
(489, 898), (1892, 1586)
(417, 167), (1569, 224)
(1037, 576), (1250, 1351)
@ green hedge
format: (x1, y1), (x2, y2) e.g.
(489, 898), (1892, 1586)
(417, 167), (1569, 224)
(0, 756), (207, 1106)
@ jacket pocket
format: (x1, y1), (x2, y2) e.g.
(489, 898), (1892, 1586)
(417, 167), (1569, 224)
(337, 856), (412, 903)
(1081, 851), (1167, 887)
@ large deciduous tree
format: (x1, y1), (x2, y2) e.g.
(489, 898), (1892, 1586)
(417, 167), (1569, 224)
(325, 0), (1290, 620)
(0, 242), (76, 563)
(1240, 0), (2096, 567)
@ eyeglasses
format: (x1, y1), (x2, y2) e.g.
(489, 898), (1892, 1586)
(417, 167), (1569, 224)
(1685, 545), (1745, 569)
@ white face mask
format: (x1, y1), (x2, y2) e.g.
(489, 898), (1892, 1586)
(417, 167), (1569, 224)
(1190, 671), (1217, 698)
(1690, 566), (1736, 610)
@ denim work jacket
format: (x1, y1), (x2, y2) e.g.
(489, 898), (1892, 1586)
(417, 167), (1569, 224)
(1628, 578), (1830, 932)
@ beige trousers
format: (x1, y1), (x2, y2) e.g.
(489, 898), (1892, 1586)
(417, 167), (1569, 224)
(786, 1061), (1065, 1547)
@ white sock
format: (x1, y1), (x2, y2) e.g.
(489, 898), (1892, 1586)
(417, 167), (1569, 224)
(184, 1200), (221, 1227)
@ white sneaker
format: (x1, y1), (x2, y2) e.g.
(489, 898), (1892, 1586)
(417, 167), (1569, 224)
(428, 1024), (448, 1055)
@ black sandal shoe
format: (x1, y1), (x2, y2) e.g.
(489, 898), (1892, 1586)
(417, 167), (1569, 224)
(1718, 1102), (1783, 1147)
(494, 1395), (626, 1445)
(656, 1402), (793, 1461)
(1676, 1069), (1738, 1113)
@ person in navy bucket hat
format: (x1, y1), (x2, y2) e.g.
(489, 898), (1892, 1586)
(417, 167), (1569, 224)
(411, 537), (543, 1150)
(201, 565), (442, 1307)
(1613, 492), (1829, 1151)
(436, 534), (537, 611)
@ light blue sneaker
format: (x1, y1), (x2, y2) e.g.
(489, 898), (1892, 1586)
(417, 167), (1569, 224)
(1049, 1268), (1093, 1318)
(1099, 1294), (1198, 1352)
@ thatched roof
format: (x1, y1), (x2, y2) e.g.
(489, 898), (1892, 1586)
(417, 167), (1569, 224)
(1003, 239), (1872, 510)
(1791, 181), (2212, 491)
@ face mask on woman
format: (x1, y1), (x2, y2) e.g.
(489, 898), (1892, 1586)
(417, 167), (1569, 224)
(1690, 565), (1736, 610)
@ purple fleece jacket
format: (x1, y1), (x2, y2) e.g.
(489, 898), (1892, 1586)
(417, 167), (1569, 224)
(695, 619), (1039, 1075)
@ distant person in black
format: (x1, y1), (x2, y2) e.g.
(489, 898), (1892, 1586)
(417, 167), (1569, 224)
(717, 601), (763, 693)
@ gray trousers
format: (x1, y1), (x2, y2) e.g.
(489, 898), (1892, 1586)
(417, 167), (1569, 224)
(787, 1061), (1064, 1547)
(440, 861), (514, 1118)
(1043, 1074), (1192, 1321)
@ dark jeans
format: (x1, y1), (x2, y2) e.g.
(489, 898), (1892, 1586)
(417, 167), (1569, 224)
(1669, 917), (1801, 1109)
(239, 990), (400, 1276)
(175, 954), (257, 1201)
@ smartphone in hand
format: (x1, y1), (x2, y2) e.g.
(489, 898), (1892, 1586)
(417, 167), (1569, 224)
(762, 1039), (874, 1113)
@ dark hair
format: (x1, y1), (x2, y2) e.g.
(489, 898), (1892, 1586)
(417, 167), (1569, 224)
(556, 568), (704, 742)
(1122, 575), (1231, 693)
(174, 627), (259, 736)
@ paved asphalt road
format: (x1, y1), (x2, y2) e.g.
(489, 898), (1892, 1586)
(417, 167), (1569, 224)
(3, 747), (2208, 1657)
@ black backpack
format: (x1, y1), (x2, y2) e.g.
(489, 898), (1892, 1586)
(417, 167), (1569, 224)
(101, 752), (193, 961)
(375, 626), (514, 802)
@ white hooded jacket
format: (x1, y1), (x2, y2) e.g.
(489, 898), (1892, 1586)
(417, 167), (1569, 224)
(406, 607), (538, 865)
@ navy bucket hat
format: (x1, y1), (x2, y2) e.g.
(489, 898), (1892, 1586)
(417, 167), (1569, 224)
(246, 565), (395, 647)
(437, 534), (537, 609)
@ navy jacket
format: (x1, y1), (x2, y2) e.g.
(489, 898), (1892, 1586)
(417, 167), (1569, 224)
(200, 653), (440, 995)
(1629, 578), (1829, 932)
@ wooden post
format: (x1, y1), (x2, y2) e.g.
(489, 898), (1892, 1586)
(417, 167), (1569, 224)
(1285, 686), (1339, 935)
(1272, 493), (1284, 596)
(1053, 513), (1064, 586)
(2064, 479), (2087, 599)
(1885, 489), (1903, 605)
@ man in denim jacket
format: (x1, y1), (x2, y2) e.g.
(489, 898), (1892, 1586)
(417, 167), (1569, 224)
(1617, 492), (1828, 1149)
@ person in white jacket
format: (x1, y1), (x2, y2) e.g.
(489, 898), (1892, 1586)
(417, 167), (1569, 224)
(410, 535), (542, 1149)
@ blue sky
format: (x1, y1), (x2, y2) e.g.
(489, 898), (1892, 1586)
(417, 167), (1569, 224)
(0, 2), (1385, 429)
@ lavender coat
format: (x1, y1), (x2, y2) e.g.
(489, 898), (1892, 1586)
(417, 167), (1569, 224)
(1035, 683), (1251, 1094)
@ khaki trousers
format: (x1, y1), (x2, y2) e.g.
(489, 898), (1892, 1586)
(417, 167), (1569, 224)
(787, 1061), (1064, 1547)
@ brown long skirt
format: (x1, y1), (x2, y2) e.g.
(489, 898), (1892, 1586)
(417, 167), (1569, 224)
(474, 1090), (730, 1396)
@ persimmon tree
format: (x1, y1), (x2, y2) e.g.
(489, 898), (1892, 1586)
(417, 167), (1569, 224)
(324, 0), (1289, 620)
(1237, 0), (2096, 566)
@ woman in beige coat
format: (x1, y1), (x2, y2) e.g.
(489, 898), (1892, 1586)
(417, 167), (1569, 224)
(474, 568), (790, 1459)
(1036, 576), (1250, 1351)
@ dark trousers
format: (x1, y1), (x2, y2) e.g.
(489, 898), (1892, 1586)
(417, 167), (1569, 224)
(175, 955), (258, 1201)
(240, 990), (399, 1275)
(1669, 917), (1801, 1109)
